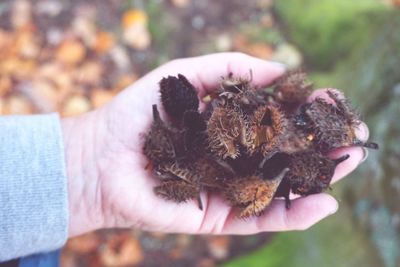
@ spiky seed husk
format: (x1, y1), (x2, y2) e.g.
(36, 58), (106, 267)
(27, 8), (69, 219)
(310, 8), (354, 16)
(207, 106), (245, 159)
(287, 151), (349, 196)
(273, 70), (313, 104)
(160, 74), (199, 120)
(143, 105), (182, 163)
(222, 168), (289, 218)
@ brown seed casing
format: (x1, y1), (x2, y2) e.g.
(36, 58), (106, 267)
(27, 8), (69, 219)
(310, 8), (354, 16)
(160, 74), (199, 121)
(143, 72), (379, 217)
(222, 168), (289, 218)
(273, 70), (313, 105)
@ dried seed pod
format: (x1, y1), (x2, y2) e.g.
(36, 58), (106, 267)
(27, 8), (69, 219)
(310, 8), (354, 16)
(182, 110), (208, 152)
(273, 70), (313, 104)
(245, 104), (288, 158)
(155, 161), (203, 209)
(220, 72), (252, 94)
(144, 71), (379, 218)
(207, 106), (245, 159)
(155, 155), (234, 210)
(143, 105), (182, 164)
(279, 117), (314, 154)
(183, 110), (207, 132)
(160, 74), (199, 120)
(296, 90), (378, 152)
(275, 151), (350, 208)
(155, 180), (200, 205)
(222, 168), (289, 218)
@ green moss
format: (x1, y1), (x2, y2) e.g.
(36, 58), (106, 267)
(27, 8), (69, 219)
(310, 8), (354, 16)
(275, 0), (387, 70)
(221, 204), (382, 267)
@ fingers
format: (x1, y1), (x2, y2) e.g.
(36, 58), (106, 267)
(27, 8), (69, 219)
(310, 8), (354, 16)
(205, 194), (338, 235)
(151, 52), (286, 96)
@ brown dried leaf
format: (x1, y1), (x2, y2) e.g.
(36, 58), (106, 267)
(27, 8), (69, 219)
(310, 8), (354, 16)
(0, 76), (12, 97)
(100, 235), (143, 267)
(3, 94), (34, 115)
(74, 61), (103, 86)
(122, 10), (151, 50)
(12, 0), (32, 30)
(208, 236), (230, 260)
(62, 95), (91, 116)
(56, 39), (86, 66)
(65, 232), (100, 254)
(93, 31), (115, 54)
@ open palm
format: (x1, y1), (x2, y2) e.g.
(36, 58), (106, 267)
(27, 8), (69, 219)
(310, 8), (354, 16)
(65, 53), (368, 237)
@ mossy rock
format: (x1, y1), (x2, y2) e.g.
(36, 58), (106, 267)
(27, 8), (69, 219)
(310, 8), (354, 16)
(274, 0), (387, 70)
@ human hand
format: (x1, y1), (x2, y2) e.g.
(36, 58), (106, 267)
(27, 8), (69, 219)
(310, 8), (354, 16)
(62, 53), (369, 237)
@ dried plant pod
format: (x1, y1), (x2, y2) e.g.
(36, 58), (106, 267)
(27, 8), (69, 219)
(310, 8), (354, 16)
(207, 106), (245, 159)
(154, 156), (234, 210)
(143, 72), (379, 218)
(155, 161), (203, 208)
(143, 105), (183, 164)
(245, 104), (288, 158)
(296, 90), (378, 152)
(160, 74), (199, 120)
(273, 70), (313, 104)
(220, 72), (252, 94)
(154, 179), (200, 204)
(275, 151), (350, 208)
(279, 118), (314, 154)
(222, 168), (289, 218)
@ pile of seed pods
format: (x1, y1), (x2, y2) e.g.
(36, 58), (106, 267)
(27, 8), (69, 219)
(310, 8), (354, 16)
(143, 71), (378, 218)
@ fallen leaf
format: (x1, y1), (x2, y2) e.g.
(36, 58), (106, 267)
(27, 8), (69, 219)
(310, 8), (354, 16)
(0, 76), (12, 97)
(122, 9), (148, 29)
(197, 258), (216, 267)
(60, 252), (78, 267)
(247, 43), (273, 59)
(1, 58), (36, 79)
(393, 0), (400, 7)
(0, 30), (13, 55)
(3, 94), (34, 115)
(11, 0), (32, 30)
(29, 79), (59, 112)
(14, 28), (40, 58)
(93, 31), (115, 54)
(62, 94), (91, 116)
(122, 9), (151, 50)
(38, 62), (74, 91)
(74, 61), (103, 86)
(208, 236), (230, 260)
(66, 232), (100, 254)
(56, 38), (86, 66)
(100, 235), (143, 267)
(72, 16), (97, 47)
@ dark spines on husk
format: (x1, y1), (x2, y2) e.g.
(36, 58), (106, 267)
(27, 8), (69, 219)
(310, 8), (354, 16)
(160, 74), (199, 120)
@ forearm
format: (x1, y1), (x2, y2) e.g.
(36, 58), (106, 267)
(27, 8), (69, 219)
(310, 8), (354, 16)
(0, 114), (68, 261)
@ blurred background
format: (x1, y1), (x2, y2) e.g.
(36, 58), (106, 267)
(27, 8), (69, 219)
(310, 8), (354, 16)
(0, 0), (399, 266)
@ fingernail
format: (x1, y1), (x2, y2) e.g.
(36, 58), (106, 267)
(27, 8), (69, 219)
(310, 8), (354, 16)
(355, 121), (370, 142)
(269, 61), (286, 70)
(360, 148), (369, 163)
(330, 201), (339, 215)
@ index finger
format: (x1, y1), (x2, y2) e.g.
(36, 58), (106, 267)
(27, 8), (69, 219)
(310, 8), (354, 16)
(147, 52), (286, 96)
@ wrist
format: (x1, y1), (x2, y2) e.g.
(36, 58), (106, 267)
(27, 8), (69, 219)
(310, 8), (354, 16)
(61, 111), (105, 237)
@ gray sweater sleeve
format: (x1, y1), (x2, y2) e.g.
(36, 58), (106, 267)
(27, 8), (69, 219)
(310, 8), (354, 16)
(0, 114), (68, 262)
